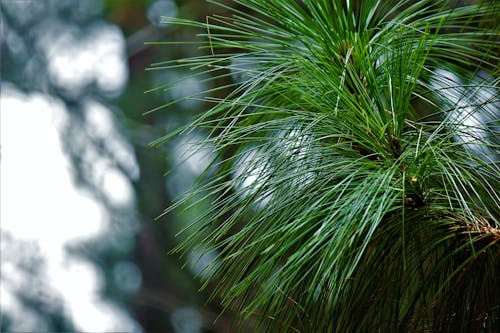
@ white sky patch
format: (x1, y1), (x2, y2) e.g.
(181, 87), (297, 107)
(0, 86), (141, 332)
(147, 0), (178, 27)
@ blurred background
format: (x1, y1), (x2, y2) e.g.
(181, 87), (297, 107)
(0, 0), (244, 332)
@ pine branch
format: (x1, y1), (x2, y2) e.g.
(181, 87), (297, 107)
(152, 1), (500, 331)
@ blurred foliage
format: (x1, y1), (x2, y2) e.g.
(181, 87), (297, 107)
(0, 0), (245, 332)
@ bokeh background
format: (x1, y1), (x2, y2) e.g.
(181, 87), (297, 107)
(1, 0), (244, 332)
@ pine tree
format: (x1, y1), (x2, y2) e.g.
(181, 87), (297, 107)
(150, 0), (499, 331)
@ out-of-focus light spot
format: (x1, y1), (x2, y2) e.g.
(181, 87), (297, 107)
(81, 100), (138, 207)
(102, 168), (135, 207)
(113, 261), (142, 294)
(96, 52), (127, 94)
(42, 21), (128, 98)
(90, 24), (128, 96)
(277, 128), (316, 188)
(170, 307), (202, 333)
(173, 134), (213, 175)
(153, 70), (206, 109)
(431, 68), (497, 161)
(170, 77), (205, 109)
(147, 0), (178, 27)
(230, 55), (257, 83)
(166, 134), (214, 197)
(85, 100), (115, 136)
(187, 246), (219, 280)
(84, 99), (140, 181)
(233, 148), (272, 207)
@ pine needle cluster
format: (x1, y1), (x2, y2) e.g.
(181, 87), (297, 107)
(150, 0), (499, 331)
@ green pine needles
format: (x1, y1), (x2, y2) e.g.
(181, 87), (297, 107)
(150, 0), (499, 331)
